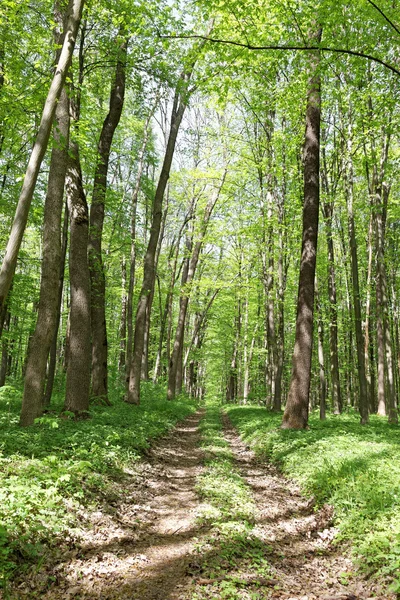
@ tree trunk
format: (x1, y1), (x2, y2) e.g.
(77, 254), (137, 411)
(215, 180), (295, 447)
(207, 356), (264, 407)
(127, 79), (191, 405)
(88, 35), (127, 404)
(118, 256), (127, 373)
(0, 309), (10, 387)
(0, 0), (84, 321)
(375, 183), (397, 423)
(20, 4), (72, 425)
(316, 284), (326, 420)
(125, 108), (155, 388)
(344, 130), (369, 424)
(364, 215), (375, 412)
(322, 200), (342, 414)
(43, 203), (69, 407)
(282, 28), (321, 430)
(64, 126), (91, 415)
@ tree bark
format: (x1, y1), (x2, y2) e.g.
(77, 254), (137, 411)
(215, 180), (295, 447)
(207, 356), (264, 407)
(64, 96), (91, 416)
(20, 2), (72, 426)
(282, 28), (321, 429)
(43, 203), (69, 407)
(0, 0), (84, 321)
(88, 35), (127, 404)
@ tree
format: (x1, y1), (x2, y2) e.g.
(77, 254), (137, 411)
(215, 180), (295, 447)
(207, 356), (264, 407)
(0, 0), (84, 328)
(282, 28), (322, 430)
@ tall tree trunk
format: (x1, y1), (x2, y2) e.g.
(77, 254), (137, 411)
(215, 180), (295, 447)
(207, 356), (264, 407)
(127, 67), (196, 405)
(64, 91), (91, 415)
(344, 130), (369, 424)
(364, 215), (375, 412)
(88, 35), (127, 404)
(125, 107), (155, 388)
(43, 203), (69, 407)
(316, 280), (326, 420)
(375, 183), (398, 423)
(0, 0), (84, 322)
(273, 157), (287, 412)
(19, 2), (72, 426)
(282, 28), (321, 430)
(321, 200), (342, 414)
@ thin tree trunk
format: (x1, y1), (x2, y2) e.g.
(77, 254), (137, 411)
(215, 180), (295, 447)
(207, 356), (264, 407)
(127, 68), (196, 404)
(282, 28), (321, 429)
(89, 35), (127, 404)
(125, 107), (155, 388)
(119, 256), (127, 373)
(167, 171), (226, 400)
(316, 280), (326, 420)
(0, 309), (10, 387)
(322, 200), (342, 414)
(364, 215), (375, 411)
(345, 129), (368, 424)
(0, 0), (84, 321)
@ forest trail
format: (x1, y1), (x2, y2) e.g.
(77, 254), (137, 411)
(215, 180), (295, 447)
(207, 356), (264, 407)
(11, 409), (393, 600)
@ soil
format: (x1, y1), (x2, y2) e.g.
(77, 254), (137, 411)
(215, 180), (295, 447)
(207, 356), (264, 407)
(8, 409), (394, 600)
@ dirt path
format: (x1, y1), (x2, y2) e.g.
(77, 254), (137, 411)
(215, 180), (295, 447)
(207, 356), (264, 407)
(218, 412), (393, 600)
(10, 407), (393, 600)
(12, 410), (207, 600)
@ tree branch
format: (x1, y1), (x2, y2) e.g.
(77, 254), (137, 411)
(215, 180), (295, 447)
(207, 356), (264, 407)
(161, 34), (400, 77)
(366, 0), (400, 36)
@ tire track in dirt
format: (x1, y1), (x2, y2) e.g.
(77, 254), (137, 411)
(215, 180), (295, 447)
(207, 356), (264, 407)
(220, 412), (394, 600)
(11, 410), (208, 600)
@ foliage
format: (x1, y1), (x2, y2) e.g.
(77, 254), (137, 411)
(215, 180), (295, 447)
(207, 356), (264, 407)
(0, 383), (196, 585)
(225, 404), (400, 584)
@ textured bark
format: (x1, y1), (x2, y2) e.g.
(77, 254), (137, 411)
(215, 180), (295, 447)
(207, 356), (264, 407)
(64, 135), (91, 415)
(127, 78), (191, 405)
(0, 0), (84, 320)
(282, 29), (321, 430)
(20, 80), (70, 426)
(43, 204), (69, 407)
(89, 36), (127, 404)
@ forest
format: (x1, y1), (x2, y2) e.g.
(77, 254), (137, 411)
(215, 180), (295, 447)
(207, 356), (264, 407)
(0, 0), (399, 598)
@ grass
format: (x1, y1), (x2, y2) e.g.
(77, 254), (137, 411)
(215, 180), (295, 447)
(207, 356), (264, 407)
(225, 404), (400, 594)
(0, 382), (196, 587)
(192, 403), (275, 599)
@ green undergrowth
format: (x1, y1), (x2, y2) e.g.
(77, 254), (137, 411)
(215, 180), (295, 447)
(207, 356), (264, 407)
(192, 403), (275, 599)
(0, 383), (196, 587)
(225, 404), (400, 593)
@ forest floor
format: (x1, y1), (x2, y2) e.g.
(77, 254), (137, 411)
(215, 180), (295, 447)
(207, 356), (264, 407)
(6, 407), (395, 600)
